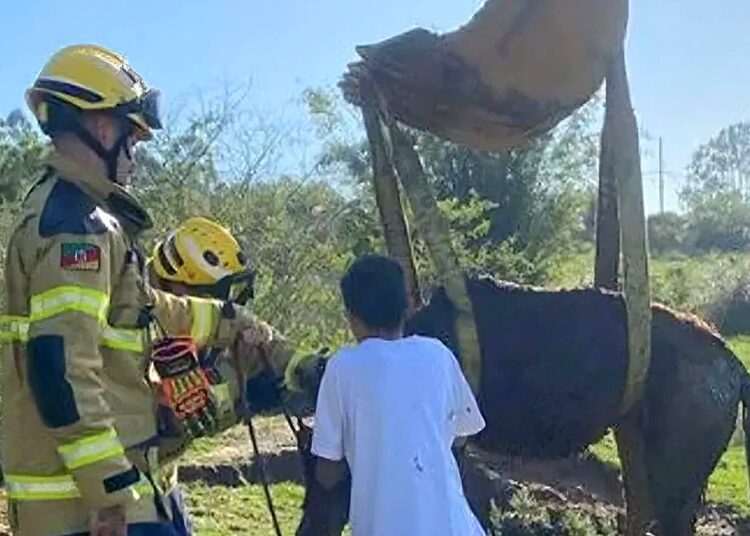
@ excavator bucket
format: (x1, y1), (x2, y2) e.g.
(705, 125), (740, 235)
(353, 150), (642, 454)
(347, 0), (628, 152)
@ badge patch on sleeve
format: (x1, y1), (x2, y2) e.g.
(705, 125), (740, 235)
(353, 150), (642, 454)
(60, 243), (101, 271)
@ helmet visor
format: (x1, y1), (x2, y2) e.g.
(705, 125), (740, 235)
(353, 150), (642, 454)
(117, 88), (163, 130)
(138, 88), (163, 129)
(191, 269), (256, 303)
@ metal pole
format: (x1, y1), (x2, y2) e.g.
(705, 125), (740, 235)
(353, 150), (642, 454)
(658, 137), (664, 214)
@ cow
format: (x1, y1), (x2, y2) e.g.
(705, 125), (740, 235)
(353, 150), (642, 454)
(294, 276), (750, 536)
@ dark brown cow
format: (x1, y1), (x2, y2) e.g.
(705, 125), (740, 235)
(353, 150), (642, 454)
(295, 276), (750, 536)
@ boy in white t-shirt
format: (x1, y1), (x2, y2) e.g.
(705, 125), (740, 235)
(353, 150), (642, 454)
(311, 254), (486, 536)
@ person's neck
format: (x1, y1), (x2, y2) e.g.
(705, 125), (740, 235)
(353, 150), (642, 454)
(358, 329), (403, 342)
(54, 137), (107, 179)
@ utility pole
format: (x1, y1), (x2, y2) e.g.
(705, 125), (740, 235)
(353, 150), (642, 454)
(658, 136), (664, 214)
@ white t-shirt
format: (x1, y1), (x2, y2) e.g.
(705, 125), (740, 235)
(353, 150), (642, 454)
(312, 335), (486, 536)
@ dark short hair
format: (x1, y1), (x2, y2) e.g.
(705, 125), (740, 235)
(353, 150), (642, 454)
(340, 254), (408, 330)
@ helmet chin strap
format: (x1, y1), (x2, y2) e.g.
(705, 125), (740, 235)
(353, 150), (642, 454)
(71, 120), (131, 182)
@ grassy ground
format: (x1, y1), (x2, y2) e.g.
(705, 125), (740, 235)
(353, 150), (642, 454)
(177, 253), (750, 534)
(183, 339), (750, 535)
(184, 482), (305, 535)
(179, 422), (313, 534)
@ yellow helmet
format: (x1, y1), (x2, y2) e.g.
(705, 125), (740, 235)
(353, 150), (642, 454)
(26, 44), (162, 140)
(151, 217), (254, 300)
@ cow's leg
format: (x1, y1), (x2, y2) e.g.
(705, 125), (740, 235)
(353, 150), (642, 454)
(653, 497), (699, 536)
(615, 406), (652, 536)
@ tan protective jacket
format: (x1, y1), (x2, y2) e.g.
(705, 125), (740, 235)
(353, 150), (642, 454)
(1, 149), (273, 536)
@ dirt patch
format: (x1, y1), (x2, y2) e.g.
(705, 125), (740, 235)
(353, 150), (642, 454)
(461, 446), (750, 535)
(186, 416), (299, 466)
(697, 504), (750, 536)
(476, 447), (624, 506)
(0, 496), (8, 536)
(178, 449), (304, 486)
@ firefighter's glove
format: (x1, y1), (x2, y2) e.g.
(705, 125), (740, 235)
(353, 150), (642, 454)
(152, 335), (217, 439)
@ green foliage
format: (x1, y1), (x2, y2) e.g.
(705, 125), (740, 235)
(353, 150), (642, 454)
(0, 93), (359, 355)
(489, 487), (617, 535)
(647, 212), (688, 254)
(436, 194), (545, 285)
(649, 253), (750, 324)
(677, 121), (750, 253)
(704, 280), (750, 336)
(0, 110), (45, 203)
(683, 121), (750, 209)
(413, 100), (599, 282)
(684, 193), (750, 252)
(307, 86), (601, 287)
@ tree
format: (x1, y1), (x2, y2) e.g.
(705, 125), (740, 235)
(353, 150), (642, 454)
(0, 91), (365, 352)
(682, 121), (750, 208)
(0, 110), (45, 203)
(679, 122), (750, 252)
(307, 87), (601, 284)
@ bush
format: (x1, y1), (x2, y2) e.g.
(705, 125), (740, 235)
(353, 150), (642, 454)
(684, 195), (750, 253)
(705, 282), (750, 336)
(648, 212), (688, 254)
(645, 253), (750, 334)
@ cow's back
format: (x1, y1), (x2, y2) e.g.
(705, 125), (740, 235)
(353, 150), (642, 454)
(466, 279), (628, 457)
(405, 278), (629, 457)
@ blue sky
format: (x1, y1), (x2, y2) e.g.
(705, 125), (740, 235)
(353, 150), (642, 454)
(1, 1), (748, 214)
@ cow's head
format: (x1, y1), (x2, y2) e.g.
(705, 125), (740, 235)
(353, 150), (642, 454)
(279, 350), (330, 417)
(404, 286), (460, 352)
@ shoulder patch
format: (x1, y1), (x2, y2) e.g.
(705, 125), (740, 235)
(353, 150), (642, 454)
(61, 242), (101, 271)
(39, 180), (117, 237)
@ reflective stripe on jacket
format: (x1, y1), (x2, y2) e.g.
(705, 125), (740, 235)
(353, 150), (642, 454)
(1, 149), (275, 536)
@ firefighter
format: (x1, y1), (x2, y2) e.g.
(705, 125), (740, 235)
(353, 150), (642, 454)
(0, 44), (280, 536)
(148, 216), (296, 426)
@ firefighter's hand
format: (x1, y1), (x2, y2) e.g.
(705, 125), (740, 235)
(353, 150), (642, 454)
(239, 320), (274, 349)
(152, 336), (218, 438)
(89, 504), (126, 536)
